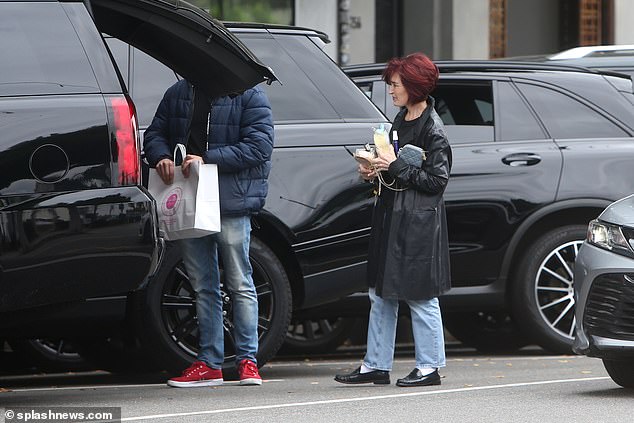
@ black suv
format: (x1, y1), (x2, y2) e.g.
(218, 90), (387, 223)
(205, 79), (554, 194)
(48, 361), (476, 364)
(344, 61), (634, 353)
(0, 0), (274, 369)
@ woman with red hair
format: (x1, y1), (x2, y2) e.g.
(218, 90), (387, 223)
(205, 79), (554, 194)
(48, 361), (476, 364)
(335, 53), (452, 387)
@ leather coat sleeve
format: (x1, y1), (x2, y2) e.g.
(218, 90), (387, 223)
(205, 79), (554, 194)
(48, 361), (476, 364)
(387, 132), (452, 194)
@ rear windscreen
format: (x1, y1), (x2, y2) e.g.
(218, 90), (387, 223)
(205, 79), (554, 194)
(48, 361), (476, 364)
(0, 3), (100, 96)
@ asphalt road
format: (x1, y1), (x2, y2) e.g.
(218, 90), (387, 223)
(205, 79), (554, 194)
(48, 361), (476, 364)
(1, 346), (632, 423)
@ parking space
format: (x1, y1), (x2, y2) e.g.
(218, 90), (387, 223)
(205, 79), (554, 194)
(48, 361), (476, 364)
(2, 346), (631, 423)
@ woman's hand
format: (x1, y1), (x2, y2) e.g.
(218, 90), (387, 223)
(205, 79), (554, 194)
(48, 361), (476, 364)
(372, 147), (397, 172)
(182, 154), (203, 178)
(358, 163), (377, 181)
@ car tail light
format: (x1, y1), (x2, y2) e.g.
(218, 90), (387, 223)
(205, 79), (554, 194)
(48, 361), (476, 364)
(107, 95), (140, 185)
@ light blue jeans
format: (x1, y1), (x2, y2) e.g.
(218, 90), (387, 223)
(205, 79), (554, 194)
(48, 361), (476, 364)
(363, 288), (446, 371)
(179, 216), (258, 369)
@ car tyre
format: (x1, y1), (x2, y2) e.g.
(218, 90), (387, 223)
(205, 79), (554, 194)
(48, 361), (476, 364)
(74, 336), (156, 373)
(442, 311), (530, 352)
(282, 317), (359, 355)
(512, 225), (587, 353)
(135, 237), (292, 374)
(603, 359), (634, 389)
(7, 339), (92, 373)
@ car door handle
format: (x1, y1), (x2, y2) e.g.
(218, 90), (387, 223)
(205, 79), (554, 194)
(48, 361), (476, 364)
(501, 153), (541, 167)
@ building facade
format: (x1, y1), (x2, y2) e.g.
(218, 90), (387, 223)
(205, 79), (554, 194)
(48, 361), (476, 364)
(295, 0), (634, 64)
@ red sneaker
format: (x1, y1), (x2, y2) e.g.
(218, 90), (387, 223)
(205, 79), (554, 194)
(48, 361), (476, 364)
(238, 359), (262, 385)
(167, 361), (223, 388)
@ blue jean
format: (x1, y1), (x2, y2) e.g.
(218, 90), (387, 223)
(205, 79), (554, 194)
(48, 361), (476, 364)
(179, 216), (258, 369)
(363, 288), (446, 371)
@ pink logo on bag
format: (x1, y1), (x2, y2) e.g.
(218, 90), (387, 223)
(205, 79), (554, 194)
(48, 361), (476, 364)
(161, 187), (182, 216)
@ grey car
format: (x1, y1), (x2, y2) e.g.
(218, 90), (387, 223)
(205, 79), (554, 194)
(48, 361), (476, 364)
(573, 195), (634, 389)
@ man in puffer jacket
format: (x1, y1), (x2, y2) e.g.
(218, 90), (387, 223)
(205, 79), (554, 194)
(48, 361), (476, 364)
(144, 80), (274, 388)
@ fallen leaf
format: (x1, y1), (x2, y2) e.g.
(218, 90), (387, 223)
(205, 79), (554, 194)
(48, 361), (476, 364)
(581, 370), (592, 374)
(464, 384), (474, 387)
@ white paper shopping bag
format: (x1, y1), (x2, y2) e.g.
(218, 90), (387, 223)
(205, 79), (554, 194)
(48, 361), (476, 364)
(148, 144), (220, 240)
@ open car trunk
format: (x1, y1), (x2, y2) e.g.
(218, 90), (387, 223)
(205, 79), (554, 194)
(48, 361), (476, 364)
(89, 0), (276, 97)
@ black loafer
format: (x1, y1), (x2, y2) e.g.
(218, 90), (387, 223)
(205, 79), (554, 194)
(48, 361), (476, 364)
(334, 367), (390, 385)
(396, 369), (441, 387)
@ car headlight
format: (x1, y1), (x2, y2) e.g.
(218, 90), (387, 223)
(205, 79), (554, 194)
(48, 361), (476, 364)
(587, 219), (634, 257)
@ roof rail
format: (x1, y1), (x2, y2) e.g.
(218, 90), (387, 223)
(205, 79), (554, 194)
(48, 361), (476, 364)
(343, 60), (612, 76)
(435, 60), (597, 73)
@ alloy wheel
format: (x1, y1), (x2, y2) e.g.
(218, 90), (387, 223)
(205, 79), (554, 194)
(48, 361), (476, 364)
(533, 240), (584, 341)
(159, 258), (276, 363)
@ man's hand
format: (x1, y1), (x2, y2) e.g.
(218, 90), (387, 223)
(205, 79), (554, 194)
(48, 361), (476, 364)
(156, 158), (175, 185)
(182, 154), (204, 178)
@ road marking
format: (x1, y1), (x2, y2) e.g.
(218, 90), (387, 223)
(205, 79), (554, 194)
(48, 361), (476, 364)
(119, 376), (610, 421)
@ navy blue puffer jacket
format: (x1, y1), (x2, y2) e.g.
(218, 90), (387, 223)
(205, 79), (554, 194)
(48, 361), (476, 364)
(144, 80), (274, 216)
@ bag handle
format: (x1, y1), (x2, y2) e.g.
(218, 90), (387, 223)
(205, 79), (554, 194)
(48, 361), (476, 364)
(174, 143), (187, 165)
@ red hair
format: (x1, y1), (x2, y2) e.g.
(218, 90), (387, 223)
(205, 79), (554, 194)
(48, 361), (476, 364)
(382, 52), (439, 104)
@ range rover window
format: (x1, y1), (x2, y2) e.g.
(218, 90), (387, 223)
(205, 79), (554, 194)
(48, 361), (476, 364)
(105, 37), (129, 83)
(516, 82), (629, 139)
(131, 47), (180, 128)
(273, 35), (382, 121)
(0, 3), (100, 96)
(236, 34), (340, 122)
(354, 79), (400, 120)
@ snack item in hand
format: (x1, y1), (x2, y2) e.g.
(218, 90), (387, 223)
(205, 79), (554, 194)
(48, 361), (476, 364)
(354, 147), (376, 167)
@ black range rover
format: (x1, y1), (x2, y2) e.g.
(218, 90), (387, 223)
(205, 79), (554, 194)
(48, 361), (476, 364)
(0, 0), (275, 368)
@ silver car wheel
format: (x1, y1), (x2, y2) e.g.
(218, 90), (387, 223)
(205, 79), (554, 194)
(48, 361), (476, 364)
(534, 240), (584, 340)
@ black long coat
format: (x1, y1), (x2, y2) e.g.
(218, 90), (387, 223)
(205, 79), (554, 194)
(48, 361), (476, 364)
(367, 97), (452, 300)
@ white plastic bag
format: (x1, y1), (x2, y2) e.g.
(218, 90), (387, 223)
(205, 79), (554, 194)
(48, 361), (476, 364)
(148, 144), (220, 240)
